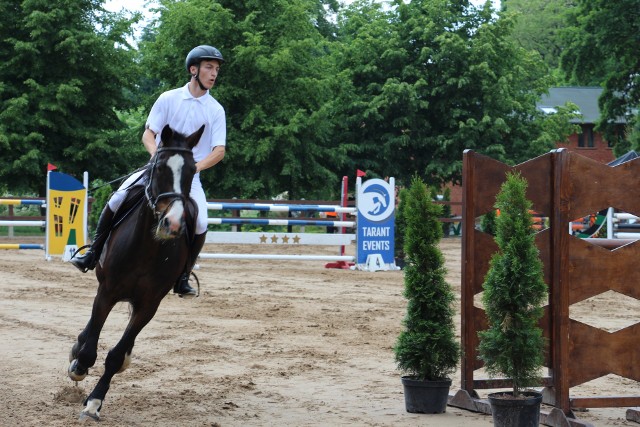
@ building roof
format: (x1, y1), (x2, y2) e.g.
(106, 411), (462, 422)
(536, 86), (626, 124)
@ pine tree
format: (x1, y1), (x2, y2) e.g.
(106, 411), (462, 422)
(478, 171), (547, 396)
(394, 176), (459, 381)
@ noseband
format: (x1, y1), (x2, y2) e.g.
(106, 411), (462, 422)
(145, 147), (194, 217)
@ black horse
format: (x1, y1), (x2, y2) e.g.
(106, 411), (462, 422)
(68, 124), (203, 420)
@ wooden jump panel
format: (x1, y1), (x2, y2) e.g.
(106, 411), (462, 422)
(461, 149), (640, 417)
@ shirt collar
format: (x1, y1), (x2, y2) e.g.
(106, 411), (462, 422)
(181, 83), (209, 101)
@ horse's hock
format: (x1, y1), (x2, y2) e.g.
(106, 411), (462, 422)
(461, 149), (640, 419)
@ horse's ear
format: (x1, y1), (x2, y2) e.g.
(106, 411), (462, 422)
(160, 125), (173, 147)
(186, 125), (205, 149)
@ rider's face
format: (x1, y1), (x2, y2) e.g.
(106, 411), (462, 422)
(192, 59), (221, 89)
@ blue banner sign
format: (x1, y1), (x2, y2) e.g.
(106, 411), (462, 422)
(356, 178), (395, 265)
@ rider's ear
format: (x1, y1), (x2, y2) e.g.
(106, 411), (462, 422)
(187, 125), (205, 148)
(160, 125), (173, 146)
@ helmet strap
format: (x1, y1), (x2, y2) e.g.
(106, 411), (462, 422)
(194, 63), (207, 91)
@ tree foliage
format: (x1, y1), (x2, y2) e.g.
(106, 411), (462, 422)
(502, 0), (574, 73)
(88, 180), (113, 233)
(139, 0), (345, 199)
(561, 0), (640, 139)
(394, 176), (460, 381)
(334, 0), (569, 188)
(0, 0), (143, 195)
(0, 0), (592, 200)
(478, 172), (547, 396)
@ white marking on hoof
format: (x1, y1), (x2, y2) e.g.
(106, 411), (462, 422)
(68, 359), (87, 382)
(117, 350), (132, 373)
(79, 398), (101, 421)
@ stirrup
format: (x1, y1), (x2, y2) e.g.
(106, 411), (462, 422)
(173, 274), (196, 297)
(70, 245), (96, 273)
(70, 245), (92, 260)
(173, 272), (199, 298)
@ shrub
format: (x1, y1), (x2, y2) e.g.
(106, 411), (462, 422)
(394, 176), (460, 380)
(478, 171), (547, 396)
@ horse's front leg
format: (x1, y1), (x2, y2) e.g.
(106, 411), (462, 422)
(81, 301), (161, 421)
(68, 290), (115, 382)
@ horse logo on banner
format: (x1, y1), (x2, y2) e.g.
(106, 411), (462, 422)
(356, 177), (396, 271)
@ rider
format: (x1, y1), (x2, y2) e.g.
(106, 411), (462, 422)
(71, 45), (227, 298)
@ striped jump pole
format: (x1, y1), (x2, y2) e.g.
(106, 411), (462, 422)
(201, 175), (397, 271)
(1, 171), (88, 260)
(199, 254), (355, 261)
(608, 209), (640, 239)
(0, 199), (46, 206)
(202, 178), (359, 268)
(0, 199), (46, 247)
(206, 202), (355, 214)
(207, 218), (355, 227)
(0, 220), (46, 227)
(0, 243), (45, 250)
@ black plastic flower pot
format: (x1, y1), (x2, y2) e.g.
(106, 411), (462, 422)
(488, 391), (543, 427)
(401, 376), (451, 414)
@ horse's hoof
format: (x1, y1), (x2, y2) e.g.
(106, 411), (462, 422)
(78, 411), (100, 422)
(79, 398), (102, 421)
(68, 359), (87, 382)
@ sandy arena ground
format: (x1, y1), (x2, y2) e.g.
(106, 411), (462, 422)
(0, 237), (638, 426)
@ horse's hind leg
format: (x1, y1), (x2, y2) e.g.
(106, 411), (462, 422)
(68, 291), (115, 382)
(81, 302), (160, 420)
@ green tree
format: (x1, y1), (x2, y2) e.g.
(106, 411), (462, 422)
(394, 176), (460, 381)
(0, 0), (142, 195)
(481, 210), (497, 236)
(334, 0), (572, 188)
(561, 0), (640, 140)
(88, 180), (113, 233)
(140, 0), (346, 200)
(502, 0), (575, 73)
(478, 172), (547, 396)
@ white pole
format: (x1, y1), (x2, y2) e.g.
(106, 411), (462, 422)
(45, 171), (50, 261)
(199, 254), (355, 261)
(83, 171), (89, 247)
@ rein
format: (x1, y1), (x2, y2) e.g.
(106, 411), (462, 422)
(145, 146), (194, 215)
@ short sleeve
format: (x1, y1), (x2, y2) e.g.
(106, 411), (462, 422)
(209, 107), (226, 149)
(145, 93), (169, 134)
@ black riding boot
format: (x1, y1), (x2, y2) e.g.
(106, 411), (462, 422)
(70, 206), (115, 273)
(173, 232), (206, 297)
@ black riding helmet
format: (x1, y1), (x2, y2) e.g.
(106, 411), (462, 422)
(186, 45), (224, 91)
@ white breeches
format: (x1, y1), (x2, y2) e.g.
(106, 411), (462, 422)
(108, 170), (208, 235)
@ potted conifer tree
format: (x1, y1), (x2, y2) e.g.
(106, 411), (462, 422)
(394, 176), (460, 413)
(478, 171), (547, 427)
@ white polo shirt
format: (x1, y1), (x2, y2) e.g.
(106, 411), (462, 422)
(146, 83), (226, 163)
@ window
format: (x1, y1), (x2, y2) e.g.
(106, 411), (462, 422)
(578, 125), (594, 148)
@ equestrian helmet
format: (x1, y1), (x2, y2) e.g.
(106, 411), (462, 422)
(185, 45), (224, 73)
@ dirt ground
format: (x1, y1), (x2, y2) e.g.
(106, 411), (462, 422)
(0, 237), (638, 426)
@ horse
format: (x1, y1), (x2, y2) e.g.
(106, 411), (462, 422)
(67, 124), (203, 421)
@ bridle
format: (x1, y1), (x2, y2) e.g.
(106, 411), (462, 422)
(144, 146), (194, 218)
